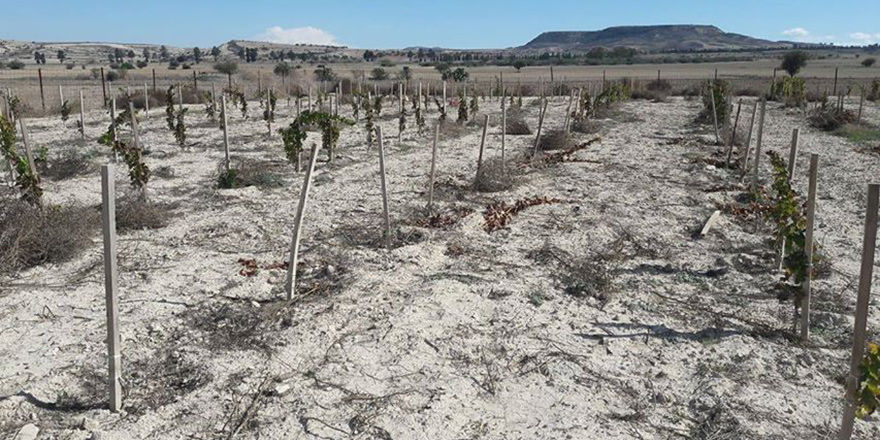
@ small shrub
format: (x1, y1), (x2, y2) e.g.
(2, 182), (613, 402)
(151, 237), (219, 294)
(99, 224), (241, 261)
(861, 58), (876, 68)
(216, 159), (283, 189)
(868, 79), (880, 102)
(781, 51), (808, 77)
(0, 200), (98, 274)
(698, 80), (731, 126)
(473, 158), (516, 193)
(539, 130), (572, 151)
(505, 109), (531, 135)
(770, 76), (807, 107)
(40, 149), (95, 181)
(856, 342), (880, 419)
(8, 60), (25, 70)
(808, 97), (856, 131)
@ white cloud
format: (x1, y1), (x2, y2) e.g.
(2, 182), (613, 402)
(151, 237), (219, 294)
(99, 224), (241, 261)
(850, 32), (880, 44)
(254, 26), (339, 46)
(780, 27), (837, 44)
(782, 27), (810, 38)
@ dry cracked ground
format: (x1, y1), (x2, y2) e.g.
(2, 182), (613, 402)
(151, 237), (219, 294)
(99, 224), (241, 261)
(1, 90), (880, 439)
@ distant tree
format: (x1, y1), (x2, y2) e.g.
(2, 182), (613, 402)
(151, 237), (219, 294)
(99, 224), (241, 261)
(168, 59), (180, 69)
(193, 47), (202, 64)
(136, 60), (148, 69)
(113, 48), (125, 63)
(781, 51), (809, 77)
(512, 60), (527, 72)
(57, 50), (66, 64)
(211, 46), (221, 61)
(370, 67), (389, 80)
(159, 45), (170, 61)
(314, 65), (335, 82)
(214, 60), (239, 86)
(450, 67), (469, 82)
(8, 60), (25, 70)
(362, 50), (377, 62)
(126, 50), (136, 60)
(142, 47), (150, 62)
(398, 66), (412, 82)
(406, 50), (414, 61)
(274, 62), (292, 84)
(863, 58), (877, 68)
(435, 63), (451, 78)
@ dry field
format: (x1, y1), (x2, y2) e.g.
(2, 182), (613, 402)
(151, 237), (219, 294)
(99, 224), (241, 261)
(1, 84), (880, 439)
(1, 55), (878, 114)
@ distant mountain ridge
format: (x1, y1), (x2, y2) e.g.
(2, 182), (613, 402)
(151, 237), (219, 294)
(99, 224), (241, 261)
(519, 25), (789, 52)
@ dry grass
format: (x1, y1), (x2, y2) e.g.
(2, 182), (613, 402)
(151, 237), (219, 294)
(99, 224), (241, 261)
(0, 199), (98, 275)
(38, 149), (96, 181)
(116, 197), (174, 231)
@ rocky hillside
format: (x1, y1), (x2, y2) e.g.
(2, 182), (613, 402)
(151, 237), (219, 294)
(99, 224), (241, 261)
(520, 25), (788, 52)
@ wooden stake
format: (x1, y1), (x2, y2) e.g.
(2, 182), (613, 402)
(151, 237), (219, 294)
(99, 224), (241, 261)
(724, 99), (743, 167)
(832, 67), (839, 96)
(101, 164), (122, 413)
(428, 123), (439, 212)
(838, 183), (879, 440)
(38, 68), (45, 111)
(564, 90), (574, 133)
(221, 96), (230, 172)
(110, 98), (118, 162)
(740, 101), (759, 174)
(800, 154), (818, 341)
(787, 128), (800, 179)
(501, 91), (507, 174)
(143, 84), (149, 117)
(710, 81), (720, 145)
(79, 90), (86, 139)
(100, 67), (107, 108)
(749, 98), (767, 191)
(18, 120), (38, 190)
(152, 68), (157, 92)
(128, 102), (140, 151)
(533, 98), (548, 156)
(476, 114), (489, 177)
(284, 141), (321, 300)
(857, 89), (864, 125)
(377, 127), (392, 249)
(58, 85), (64, 110)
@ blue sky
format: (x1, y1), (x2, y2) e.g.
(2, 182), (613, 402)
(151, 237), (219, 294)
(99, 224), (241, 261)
(3, 0), (879, 49)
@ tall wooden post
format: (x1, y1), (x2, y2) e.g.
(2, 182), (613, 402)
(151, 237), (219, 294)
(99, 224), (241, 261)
(284, 141), (321, 300)
(101, 67), (107, 108)
(800, 154), (818, 341)
(152, 68), (157, 92)
(476, 114), (489, 177)
(101, 164), (122, 413)
(838, 183), (879, 440)
(221, 96), (230, 172)
(377, 127), (392, 249)
(832, 67), (839, 97)
(193, 70), (198, 94)
(38, 68), (45, 111)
